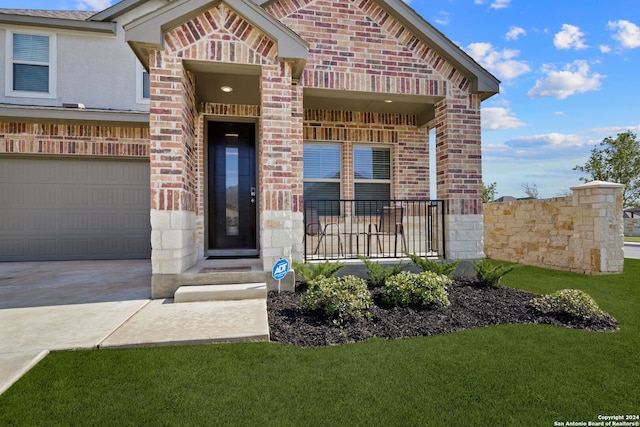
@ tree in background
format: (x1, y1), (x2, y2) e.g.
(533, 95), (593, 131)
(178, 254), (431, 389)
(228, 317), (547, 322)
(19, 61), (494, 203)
(573, 131), (640, 208)
(521, 182), (539, 199)
(482, 181), (497, 203)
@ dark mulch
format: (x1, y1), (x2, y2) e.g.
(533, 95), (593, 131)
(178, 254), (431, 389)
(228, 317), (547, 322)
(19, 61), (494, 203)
(267, 278), (619, 347)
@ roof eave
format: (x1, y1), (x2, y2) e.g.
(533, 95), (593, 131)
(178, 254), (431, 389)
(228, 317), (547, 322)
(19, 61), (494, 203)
(89, 0), (148, 22)
(0, 105), (149, 126)
(0, 12), (116, 35)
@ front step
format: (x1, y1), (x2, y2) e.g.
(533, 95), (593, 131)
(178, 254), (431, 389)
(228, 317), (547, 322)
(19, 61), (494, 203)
(174, 283), (267, 303)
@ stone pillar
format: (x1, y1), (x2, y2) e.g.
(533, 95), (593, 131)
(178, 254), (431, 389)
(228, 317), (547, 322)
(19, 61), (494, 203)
(571, 181), (624, 274)
(259, 62), (302, 279)
(434, 94), (483, 260)
(149, 52), (198, 284)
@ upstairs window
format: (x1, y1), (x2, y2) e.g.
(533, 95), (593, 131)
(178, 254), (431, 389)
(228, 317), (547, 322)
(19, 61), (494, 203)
(6, 31), (56, 98)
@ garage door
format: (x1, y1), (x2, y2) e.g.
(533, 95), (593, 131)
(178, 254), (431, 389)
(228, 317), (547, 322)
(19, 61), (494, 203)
(0, 157), (151, 261)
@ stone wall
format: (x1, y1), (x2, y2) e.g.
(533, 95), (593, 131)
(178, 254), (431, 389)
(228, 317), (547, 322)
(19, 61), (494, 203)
(624, 218), (640, 236)
(484, 181), (624, 275)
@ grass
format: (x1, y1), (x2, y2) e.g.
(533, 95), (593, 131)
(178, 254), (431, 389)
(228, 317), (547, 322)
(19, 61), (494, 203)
(625, 235), (640, 242)
(1, 260), (639, 426)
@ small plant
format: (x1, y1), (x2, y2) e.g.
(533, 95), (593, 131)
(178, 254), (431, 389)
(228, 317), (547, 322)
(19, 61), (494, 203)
(381, 271), (451, 308)
(404, 253), (459, 278)
(301, 275), (373, 325)
(357, 255), (409, 287)
(472, 259), (518, 287)
(292, 260), (345, 284)
(531, 289), (609, 321)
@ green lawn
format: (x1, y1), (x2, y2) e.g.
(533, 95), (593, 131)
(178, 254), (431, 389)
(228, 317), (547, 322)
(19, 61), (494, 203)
(625, 236), (640, 243)
(1, 260), (639, 426)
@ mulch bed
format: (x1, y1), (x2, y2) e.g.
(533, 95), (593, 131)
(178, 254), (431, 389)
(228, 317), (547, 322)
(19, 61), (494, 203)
(267, 278), (619, 347)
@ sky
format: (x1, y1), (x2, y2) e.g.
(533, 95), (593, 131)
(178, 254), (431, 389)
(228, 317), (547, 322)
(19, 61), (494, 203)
(3, 0), (640, 199)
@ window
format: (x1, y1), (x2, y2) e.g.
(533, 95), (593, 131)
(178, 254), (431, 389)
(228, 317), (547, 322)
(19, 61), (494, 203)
(354, 146), (391, 200)
(6, 31), (56, 98)
(303, 143), (341, 215)
(354, 146), (391, 214)
(136, 62), (150, 104)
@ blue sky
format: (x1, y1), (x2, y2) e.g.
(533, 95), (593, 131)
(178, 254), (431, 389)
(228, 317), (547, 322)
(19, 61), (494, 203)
(4, 0), (640, 198)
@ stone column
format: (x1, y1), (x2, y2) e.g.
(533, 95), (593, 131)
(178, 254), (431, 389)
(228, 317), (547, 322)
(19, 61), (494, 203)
(571, 181), (624, 274)
(434, 94), (484, 260)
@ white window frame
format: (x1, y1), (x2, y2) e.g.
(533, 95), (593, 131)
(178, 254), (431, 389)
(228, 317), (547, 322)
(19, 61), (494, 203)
(5, 29), (57, 99)
(353, 144), (392, 199)
(135, 61), (150, 105)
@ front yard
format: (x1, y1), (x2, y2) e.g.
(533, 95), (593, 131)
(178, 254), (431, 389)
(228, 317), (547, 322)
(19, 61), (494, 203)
(0, 260), (638, 426)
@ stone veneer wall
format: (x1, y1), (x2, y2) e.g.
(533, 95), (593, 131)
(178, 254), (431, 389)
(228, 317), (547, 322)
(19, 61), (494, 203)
(624, 218), (640, 236)
(484, 181), (624, 275)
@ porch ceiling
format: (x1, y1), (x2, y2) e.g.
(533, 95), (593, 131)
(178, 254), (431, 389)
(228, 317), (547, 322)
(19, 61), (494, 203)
(304, 88), (441, 127)
(185, 61), (261, 106)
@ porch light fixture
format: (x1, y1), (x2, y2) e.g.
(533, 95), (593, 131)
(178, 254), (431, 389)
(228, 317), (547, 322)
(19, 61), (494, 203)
(384, 99), (393, 103)
(220, 86), (233, 93)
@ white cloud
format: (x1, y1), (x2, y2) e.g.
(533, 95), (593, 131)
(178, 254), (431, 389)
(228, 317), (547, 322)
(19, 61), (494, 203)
(588, 125), (640, 135)
(527, 60), (604, 99)
(76, 0), (113, 10)
(554, 24), (588, 50)
(599, 45), (612, 53)
(508, 133), (587, 149)
(490, 0), (511, 9)
(466, 42), (531, 80)
(482, 107), (526, 130)
(506, 26), (526, 41)
(434, 11), (450, 26)
(608, 20), (640, 49)
(474, 0), (511, 9)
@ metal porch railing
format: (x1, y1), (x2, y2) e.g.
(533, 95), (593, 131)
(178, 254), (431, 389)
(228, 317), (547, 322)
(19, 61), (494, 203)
(303, 199), (445, 260)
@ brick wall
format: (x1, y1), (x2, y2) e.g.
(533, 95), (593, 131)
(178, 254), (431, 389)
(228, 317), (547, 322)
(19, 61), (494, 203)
(0, 122), (149, 158)
(484, 181), (624, 275)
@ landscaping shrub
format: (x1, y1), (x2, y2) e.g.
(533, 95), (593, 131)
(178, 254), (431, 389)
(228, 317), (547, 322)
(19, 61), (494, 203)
(530, 289), (609, 321)
(381, 271), (451, 308)
(357, 255), (409, 287)
(300, 275), (372, 325)
(292, 260), (345, 284)
(404, 253), (459, 278)
(472, 259), (518, 287)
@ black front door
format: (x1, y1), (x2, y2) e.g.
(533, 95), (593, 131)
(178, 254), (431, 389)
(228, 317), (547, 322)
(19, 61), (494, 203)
(208, 122), (257, 256)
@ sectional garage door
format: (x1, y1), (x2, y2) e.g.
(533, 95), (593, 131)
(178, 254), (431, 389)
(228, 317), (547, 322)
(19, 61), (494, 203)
(0, 157), (151, 261)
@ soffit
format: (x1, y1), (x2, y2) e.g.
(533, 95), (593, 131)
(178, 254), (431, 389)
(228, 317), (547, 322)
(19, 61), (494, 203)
(0, 10), (115, 34)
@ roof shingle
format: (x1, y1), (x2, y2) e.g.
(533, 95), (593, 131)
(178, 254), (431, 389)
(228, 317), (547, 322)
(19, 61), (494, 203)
(0, 9), (96, 21)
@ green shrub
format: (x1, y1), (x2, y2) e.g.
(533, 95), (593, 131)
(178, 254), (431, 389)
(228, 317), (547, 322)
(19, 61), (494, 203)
(404, 253), (459, 278)
(472, 259), (518, 287)
(381, 271), (451, 308)
(357, 255), (409, 287)
(530, 289), (608, 320)
(292, 260), (345, 284)
(300, 275), (373, 325)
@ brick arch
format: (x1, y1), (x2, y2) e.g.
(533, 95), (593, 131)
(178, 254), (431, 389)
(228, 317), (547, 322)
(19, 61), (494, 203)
(164, 3), (278, 65)
(265, 0), (469, 97)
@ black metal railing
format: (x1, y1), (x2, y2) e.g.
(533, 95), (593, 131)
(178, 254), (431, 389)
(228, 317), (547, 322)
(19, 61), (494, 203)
(303, 199), (445, 260)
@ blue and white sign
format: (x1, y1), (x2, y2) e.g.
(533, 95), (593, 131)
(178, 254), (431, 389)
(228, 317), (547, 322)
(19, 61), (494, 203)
(272, 258), (290, 281)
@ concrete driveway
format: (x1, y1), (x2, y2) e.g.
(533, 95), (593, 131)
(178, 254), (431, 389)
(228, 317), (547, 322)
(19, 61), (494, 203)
(624, 242), (640, 259)
(0, 259), (269, 395)
(0, 260), (152, 394)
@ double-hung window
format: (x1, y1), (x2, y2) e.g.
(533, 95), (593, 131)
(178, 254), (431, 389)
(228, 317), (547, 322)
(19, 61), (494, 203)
(354, 145), (391, 200)
(303, 143), (341, 215)
(7, 31), (56, 98)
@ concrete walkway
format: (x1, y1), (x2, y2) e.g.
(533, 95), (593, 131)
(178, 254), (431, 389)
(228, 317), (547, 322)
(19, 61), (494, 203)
(0, 260), (269, 395)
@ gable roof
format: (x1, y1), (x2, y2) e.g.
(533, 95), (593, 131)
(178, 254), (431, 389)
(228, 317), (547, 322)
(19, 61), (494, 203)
(122, 0), (308, 79)
(258, 0), (499, 97)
